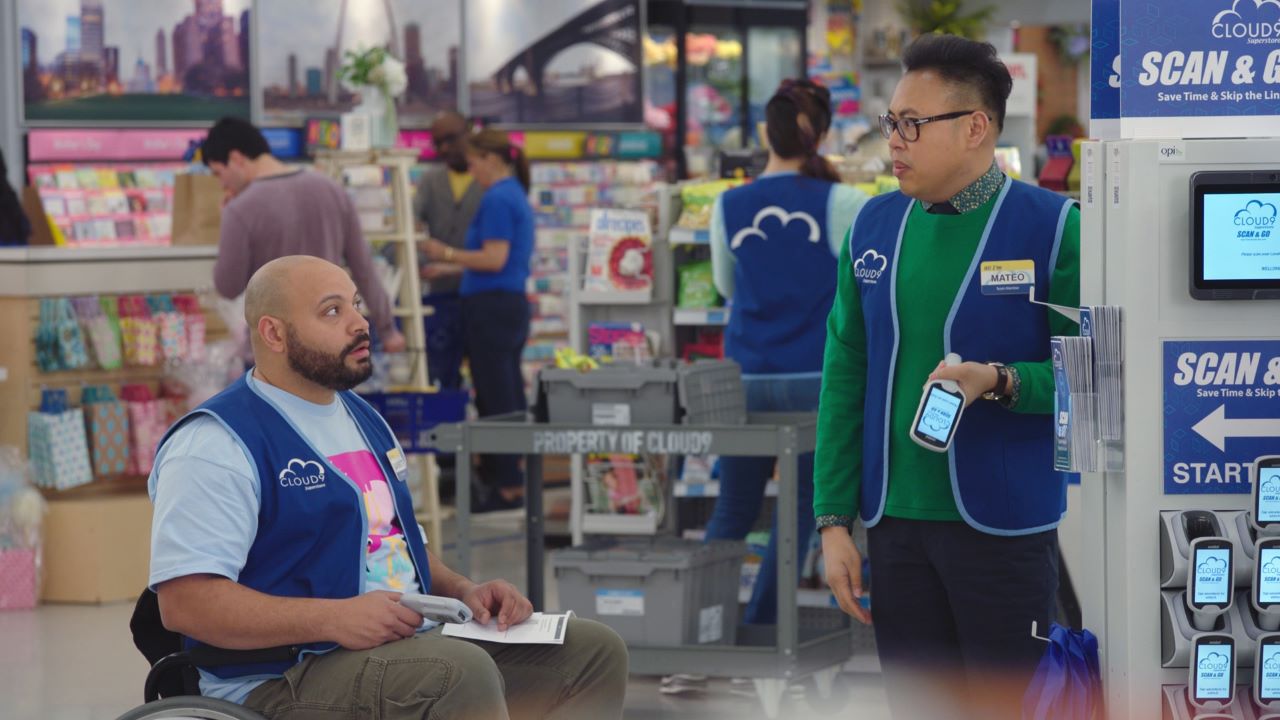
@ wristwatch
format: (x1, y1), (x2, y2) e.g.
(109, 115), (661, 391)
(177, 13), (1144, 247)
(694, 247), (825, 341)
(982, 362), (1010, 402)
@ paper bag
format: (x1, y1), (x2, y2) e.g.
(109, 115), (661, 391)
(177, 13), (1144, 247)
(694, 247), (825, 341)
(170, 174), (222, 246)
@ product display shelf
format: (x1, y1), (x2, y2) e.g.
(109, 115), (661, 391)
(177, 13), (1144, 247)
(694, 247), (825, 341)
(312, 148), (448, 552)
(560, 183), (677, 543)
(525, 160), (666, 391)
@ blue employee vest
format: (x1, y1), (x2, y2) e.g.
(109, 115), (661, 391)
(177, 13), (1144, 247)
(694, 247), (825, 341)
(722, 174), (839, 374)
(157, 375), (433, 680)
(851, 178), (1075, 535)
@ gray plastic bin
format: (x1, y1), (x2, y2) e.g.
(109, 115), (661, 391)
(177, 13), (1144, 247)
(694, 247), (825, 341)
(552, 538), (747, 647)
(540, 361), (680, 425)
(678, 360), (746, 425)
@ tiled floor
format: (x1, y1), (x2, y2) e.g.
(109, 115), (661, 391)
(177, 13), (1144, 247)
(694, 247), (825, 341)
(0, 511), (891, 719)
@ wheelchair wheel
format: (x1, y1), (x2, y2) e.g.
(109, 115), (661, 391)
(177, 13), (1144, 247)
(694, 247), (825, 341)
(114, 696), (269, 720)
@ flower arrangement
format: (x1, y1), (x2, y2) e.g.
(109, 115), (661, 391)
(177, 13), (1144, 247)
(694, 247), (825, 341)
(339, 46), (408, 97)
(339, 47), (408, 148)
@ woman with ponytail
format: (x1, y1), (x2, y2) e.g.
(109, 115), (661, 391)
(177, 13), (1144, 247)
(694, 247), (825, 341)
(705, 78), (870, 625)
(423, 129), (534, 511)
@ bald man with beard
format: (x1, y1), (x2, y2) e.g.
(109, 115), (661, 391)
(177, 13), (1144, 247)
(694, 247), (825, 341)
(147, 256), (628, 720)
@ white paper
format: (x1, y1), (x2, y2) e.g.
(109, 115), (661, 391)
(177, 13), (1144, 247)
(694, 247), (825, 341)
(442, 612), (573, 645)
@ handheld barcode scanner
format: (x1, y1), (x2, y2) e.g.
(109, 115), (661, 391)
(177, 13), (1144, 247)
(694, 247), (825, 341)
(1255, 537), (1280, 633)
(1257, 634), (1280, 713)
(910, 353), (966, 453)
(1187, 536), (1236, 632)
(1252, 457), (1280, 538)
(1189, 632), (1237, 712)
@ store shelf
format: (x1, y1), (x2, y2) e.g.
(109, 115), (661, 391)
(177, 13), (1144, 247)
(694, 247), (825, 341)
(582, 513), (661, 535)
(576, 288), (655, 305)
(675, 480), (779, 498)
(674, 308), (730, 326)
(366, 231), (425, 244)
(669, 227), (711, 246)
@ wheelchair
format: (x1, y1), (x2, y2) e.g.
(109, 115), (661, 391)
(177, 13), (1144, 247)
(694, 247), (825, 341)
(115, 589), (293, 720)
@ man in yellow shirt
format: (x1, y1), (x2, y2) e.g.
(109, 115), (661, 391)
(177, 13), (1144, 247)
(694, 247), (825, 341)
(414, 111), (484, 391)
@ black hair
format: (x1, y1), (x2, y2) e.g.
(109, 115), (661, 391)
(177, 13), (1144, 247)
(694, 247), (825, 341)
(466, 129), (531, 192)
(765, 79), (841, 183)
(902, 34), (1013, 131)
(0, 148), (29, 245)
(201, 117), (272, 166)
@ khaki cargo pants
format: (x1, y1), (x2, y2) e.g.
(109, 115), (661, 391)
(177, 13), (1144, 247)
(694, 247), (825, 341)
(243, 618), (628, 720)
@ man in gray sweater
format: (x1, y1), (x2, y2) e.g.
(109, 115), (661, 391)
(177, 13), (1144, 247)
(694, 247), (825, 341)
(203, 117), (406, 353)
(414, 111), (483, 389)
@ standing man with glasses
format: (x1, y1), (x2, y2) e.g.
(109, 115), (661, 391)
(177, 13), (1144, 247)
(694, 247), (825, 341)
(813, 34), (1080, 720)
(415, 111), (485, 391)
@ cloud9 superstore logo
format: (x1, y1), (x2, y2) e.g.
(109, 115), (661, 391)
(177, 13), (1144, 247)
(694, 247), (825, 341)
(1199, 651), (1231, 676)
(1234, 199), (1277, 240)
(1213, 0), (1280, 44)
(854, 250), (888, 285)
(1198, 555), (1228, 584)
(279, 459), (327, 491)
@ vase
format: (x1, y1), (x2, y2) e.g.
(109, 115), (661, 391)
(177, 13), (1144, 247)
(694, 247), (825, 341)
(356, 85), (399, 149)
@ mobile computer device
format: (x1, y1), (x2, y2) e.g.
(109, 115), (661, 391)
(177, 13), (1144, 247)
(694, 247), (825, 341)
(1187, 537), (1235, 631)
(1256, 633), (1280, 711)
(1189, 632), (1236, 711)
(398, 593), (474, 624)
(910, 353), (967, 453)
(1253, 456), (1280, 536)
(1255, 537), (1280, 632)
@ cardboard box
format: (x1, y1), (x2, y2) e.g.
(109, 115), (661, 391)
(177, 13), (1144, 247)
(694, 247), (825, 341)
(42, 495), (152, 604)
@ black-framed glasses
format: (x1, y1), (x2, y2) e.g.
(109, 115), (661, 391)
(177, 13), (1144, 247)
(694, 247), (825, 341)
(878, 110), (979, 142)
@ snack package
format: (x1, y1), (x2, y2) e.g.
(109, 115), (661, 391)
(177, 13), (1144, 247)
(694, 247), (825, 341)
(678, 261), (720, 309)
(675, 179), (744, 229)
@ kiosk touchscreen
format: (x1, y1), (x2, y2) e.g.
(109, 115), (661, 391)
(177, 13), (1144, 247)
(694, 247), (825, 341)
(1190, 633), (1237, 710)
(1255, 457), (1280, 536)
(1187, 537), (1235, 630)
(1190, 171), (1280, 300)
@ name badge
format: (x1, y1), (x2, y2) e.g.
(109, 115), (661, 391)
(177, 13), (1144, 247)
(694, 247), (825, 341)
(980, 260), (1035, 296)
(386, 447), (409, 478)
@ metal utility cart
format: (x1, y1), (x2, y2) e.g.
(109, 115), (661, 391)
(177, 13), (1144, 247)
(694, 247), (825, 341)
(426, 412), (854, 718)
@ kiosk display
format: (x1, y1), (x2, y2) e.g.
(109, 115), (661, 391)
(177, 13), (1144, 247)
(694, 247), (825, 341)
(1190, 171), (1280, 300)
(1256, 457), (1280, 534)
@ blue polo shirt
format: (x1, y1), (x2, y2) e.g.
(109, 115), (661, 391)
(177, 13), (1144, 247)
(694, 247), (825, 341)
(460, 177), (535, 296)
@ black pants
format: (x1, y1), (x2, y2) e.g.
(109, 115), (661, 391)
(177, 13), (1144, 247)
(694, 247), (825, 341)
(461, 291), (530, 491)
(868, 517), (1059, 720)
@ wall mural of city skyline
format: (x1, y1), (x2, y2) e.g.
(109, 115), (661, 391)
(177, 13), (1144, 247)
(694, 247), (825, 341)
(20, 0), (252, 123)
(257, 0), (461, 127)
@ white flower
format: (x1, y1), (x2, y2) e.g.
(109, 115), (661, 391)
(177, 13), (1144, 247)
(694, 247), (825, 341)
(381, 56), (408, 97)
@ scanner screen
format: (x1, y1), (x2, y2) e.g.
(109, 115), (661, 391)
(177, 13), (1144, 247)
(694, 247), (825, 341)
(1194, 547), (1231, 605)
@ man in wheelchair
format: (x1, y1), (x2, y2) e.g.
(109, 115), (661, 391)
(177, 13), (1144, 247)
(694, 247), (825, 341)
(145, 256), (628, 720)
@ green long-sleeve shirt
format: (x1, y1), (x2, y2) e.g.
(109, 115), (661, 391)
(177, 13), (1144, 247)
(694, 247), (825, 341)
(812, 189), (1081, 524)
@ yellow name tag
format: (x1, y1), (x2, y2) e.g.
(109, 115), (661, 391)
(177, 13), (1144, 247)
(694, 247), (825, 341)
(386, 447), (409, 477)
(980, 260), (1035, 296)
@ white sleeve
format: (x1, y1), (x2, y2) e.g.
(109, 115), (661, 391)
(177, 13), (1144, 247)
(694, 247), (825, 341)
(709, 194), (735, 299)
(148, 416), (260, 589)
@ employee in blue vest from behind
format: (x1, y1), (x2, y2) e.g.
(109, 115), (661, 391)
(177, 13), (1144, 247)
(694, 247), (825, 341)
(815, 35), (1081, 720)
(705, 78), (870, 625)
(148, 256), (627, 720)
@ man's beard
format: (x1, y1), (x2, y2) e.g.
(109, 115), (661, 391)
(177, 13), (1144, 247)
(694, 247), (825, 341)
(284, 324), (373, 391)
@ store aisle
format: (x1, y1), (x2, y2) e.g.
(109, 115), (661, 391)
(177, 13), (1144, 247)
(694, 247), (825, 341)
(0, 510), (890, 720)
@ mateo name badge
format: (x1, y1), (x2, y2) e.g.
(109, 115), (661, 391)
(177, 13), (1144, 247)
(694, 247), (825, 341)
(981, 260), (1035, 296)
